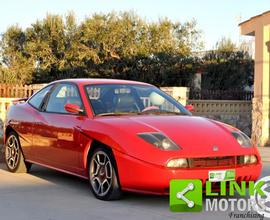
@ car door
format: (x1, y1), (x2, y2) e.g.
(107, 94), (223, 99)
(27, 85), (55, 160)
(32, 83), (85, 173)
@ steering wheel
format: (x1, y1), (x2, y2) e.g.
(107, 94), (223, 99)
(142, 106), (160, 113)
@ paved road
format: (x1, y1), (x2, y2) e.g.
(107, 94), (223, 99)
(0, 163), (269, 220)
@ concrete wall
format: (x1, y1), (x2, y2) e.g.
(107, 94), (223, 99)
(188, 100), (252, 136)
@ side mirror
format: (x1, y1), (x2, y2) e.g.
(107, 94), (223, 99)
(64, 103), (83, 114)
(185, 104), (194, 112)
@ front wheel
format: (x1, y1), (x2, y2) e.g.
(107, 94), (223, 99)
(5, 132), (31, 173)
(89, 148), (122, 200)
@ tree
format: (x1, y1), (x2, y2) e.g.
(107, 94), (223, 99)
(0, 25), (34, 84)
(215, 37), (236, 52)
(200, 37), (254, 91)
(0, 11), (203, 85)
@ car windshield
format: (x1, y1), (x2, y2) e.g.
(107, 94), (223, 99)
(85, 84), (191, 116)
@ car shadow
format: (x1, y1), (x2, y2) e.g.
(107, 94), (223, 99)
(0, 163), (169, 203)
(31, 165), (169, 202)
(0, 163), (244, 206)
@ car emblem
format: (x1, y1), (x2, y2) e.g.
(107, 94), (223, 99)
(213, 146), (219, 151)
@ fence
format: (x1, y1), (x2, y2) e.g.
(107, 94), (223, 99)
(0, 84), (46, 126)
(189, 89), (254, 101)
(0, 84), (46, 98)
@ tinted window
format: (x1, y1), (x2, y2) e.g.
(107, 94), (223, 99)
(28, 85), (53, 109)
(46, 83), (83, 114)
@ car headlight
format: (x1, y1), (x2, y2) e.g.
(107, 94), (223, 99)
(231, 131), (252, 148)
(166, 158), (188, 168)
(238, 155), (258, 165)
(138, 132), (180, 150)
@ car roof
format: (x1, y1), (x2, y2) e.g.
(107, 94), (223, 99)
(51, 78), (152, 86)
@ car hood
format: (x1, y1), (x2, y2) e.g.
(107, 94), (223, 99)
(93, 115), (258, 161)
(130, 115), (238, 155)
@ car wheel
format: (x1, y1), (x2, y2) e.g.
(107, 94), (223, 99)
(89, 147), (122, 200)
(5, 132), (31, 173)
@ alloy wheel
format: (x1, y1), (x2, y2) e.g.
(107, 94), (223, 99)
(5, 135), (20, 170)
(90, 151), (113, 197)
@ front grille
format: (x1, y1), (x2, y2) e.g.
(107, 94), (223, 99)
(189, 156), (236, 168)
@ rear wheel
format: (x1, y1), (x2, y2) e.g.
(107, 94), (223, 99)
(89, 147), (122, 200)
(5, 132), (31, 173)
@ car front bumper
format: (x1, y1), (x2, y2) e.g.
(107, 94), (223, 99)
(114, 150), (262, 195)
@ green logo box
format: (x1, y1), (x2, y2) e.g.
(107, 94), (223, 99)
(170, 179), (203, 212)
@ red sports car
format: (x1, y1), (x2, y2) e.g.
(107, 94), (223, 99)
(4, 79), (262, 200)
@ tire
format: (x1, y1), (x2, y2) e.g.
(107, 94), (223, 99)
(5, 131), (32, 173)
(88, 147), (122, 200)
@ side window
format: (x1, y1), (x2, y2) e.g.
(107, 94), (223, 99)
(45, 84), (83, 114)
(28, 85), (53, 109)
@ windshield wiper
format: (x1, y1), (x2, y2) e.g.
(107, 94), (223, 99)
(96, 112), (139, 116)
(138, 111), (186, 115)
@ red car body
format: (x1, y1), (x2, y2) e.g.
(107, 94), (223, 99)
(4, 79), (262, 195)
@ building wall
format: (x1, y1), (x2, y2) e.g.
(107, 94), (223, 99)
(240, 10), (270, 146)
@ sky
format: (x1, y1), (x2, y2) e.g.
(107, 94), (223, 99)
(0, 0), (269, 50)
